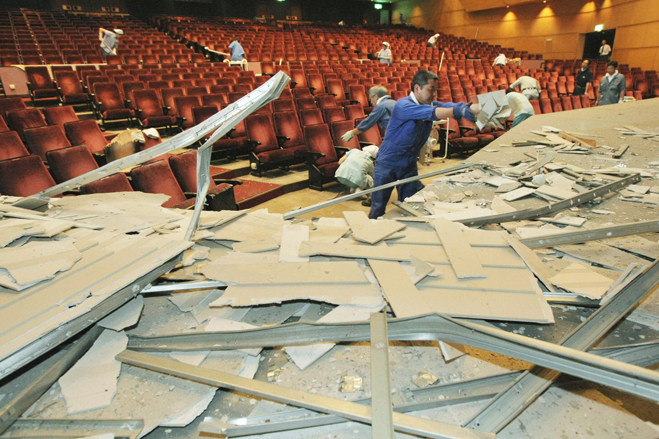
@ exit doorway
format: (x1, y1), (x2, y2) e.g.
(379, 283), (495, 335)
(583, 29), (616, 60)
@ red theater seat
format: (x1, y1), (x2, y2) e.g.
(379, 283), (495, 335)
(0, 155), (55, 197)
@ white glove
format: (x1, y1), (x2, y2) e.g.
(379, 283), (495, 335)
(341, 130), (356, 142)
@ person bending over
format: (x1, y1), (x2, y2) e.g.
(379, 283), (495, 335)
(505, 88), (534, 128)
(99, 28), (123, 57)
(341, 85), (396, 142)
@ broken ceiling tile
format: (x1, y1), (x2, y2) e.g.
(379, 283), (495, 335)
(58, 330), (127, 415)
(99, 296), (144, 331)
(169, 351), (211, 366)
(279, 223), (309, 263)
(549, 263), (615, 300)
(343, 211), (405, 245)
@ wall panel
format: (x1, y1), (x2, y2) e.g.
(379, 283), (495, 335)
(393, 0), (659, 71)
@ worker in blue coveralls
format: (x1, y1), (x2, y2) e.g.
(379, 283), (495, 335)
(369, 70), (477, 219)
(340, 85), (396, 142)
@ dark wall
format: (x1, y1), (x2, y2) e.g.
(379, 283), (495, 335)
(0, 0), (389, 24)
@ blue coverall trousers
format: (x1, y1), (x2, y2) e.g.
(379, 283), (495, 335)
(369, 160), (419, 219)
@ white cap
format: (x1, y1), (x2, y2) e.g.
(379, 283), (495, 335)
(363, 145), (378, 159)
(381, 42), (389, 47)
(113, 29), (124, 35)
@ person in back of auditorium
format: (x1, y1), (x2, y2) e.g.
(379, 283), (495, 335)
(505, 88), (534, 128)
(427, 33), (440, 48)
(492, 53), (507, 66)
(597, 61), (626, 106)
(99, 28), (123, 57)
(376, 42), (392, 66)
(369, 70), (477, 219)
(573, 59), (593, 96)
(227, 37), (245, 63)
(510, 73), (540, 100)
(599, 40), (612, 61)
(341, 85), (396, 142)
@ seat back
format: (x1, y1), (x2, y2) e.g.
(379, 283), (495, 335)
(551, 97), (563, 112)
(580, 94), (591, 108)
(304, 124), (337, 166)
(0, 131), (29, 161)
(530, 99), (541, 115)
(0, 155), (55, 197)
(273, 111), (304, 149)
(348, 85), (369, 107)
(133, 89), (165, 119)
(121, 81), (145, 103)
(345, 104), (365, 122)
(316, 95), (337, 109)
(161, 88), (185, 116)
(299, 108), (324, 127)
(43, 106), (79, 128)
(80, 173), (134, 194)
(26, 66), (54, 91)
(46, 145), (99, 183)
(192, 105), (218, 125)
(169, 150), (216, 193)
(93, 82), (125, 111)
(202, 93), (227, 110)
(64, 119), (107, 154)
(0, 114), (8, 132)
(24, 125), (72, 161)
(327, 79), (346, 98)
(323, 106), (347, 124)
(330, 120), (360, 149)
(273, 99), (296, 112)
(6, 109), (47, 140)
(174, 95), (202, 129)
(54, 71), (84, 94)
(560, 95), (573, 111)
(245, 113), (278, 154)
(130, 160), (188, 208)
(0, 98), (27, 118)
(540, 98), (553, 114)
(358, 123), (383, 146)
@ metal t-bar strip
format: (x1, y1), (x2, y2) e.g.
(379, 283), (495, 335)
(128, 312), (659, 403)
(23, 72), (291, 202)
(184, 74), (290, 241)
(464, 258), (659, 433)
(282, 162), (477, 220)
(117, 350), (494, 439)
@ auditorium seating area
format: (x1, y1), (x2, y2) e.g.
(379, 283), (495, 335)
(0, 9), (657, 198)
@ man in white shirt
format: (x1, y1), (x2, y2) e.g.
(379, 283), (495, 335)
(376, 42), (392, 66)
(599, 40), (611, 61)
(427, 33), (440, 48)
(510, 73), (540, 100)
(99, 28), (123, 57)
(493, 53), (507, 66)
(505, 88), (534, 127)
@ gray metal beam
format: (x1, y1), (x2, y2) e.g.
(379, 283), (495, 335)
(370, 312), (394, 439)
(519, 219), (659, 249)
(22, 72), (290, 202)
(464, 259), (659, 433)
(128, 312), (659, 403)
(116, 350), (494, 439)
(3, 418), (143, 439)
(458, 173), (640, 227)
(221, 341), (659, 438)
(0, 326), (103, 434)
(282, 163), (477, 220)
(220, 372), (519, 437)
